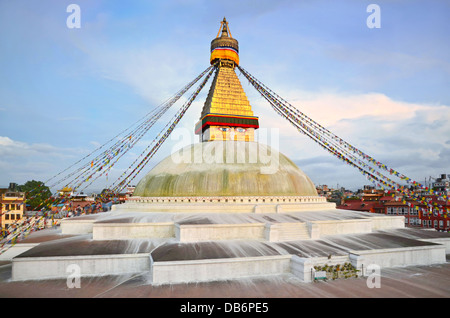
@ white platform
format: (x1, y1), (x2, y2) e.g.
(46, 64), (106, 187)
(150, 255), (292, 285)
(0, 243), (39, 261)
(12, 253), (150, 281)
(176, 223), (266, 242)
(93, 222), (175, 240)
(62, 214), (406, 243)
(9, 200), (450, 283)
(11, 241), (447, 283)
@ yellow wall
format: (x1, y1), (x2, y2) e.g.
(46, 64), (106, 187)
(1, 193), (25, 229)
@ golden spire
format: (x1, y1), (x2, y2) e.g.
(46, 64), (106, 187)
(210, 17), (239, 66)
(216, 17), (232, 38)
(196, 18), (259, 142)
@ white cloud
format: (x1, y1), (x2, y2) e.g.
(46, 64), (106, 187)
(0, 136), (85, 188)
(0, 136), (68, 158)
(71, 35), (202, 107)
(248, 90), (450, 189)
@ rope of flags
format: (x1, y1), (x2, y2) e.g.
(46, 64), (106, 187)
(237, 65), (449, 217)
(0, 65), (216, 253)
(83, 64), (215, 194)
(110, 65), (217, 193)
(51, 64), (215, 195)
(74, 66), (210, 193)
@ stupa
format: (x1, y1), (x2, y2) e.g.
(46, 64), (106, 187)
(132, 17), (323, 208)
(4, 18), (450, 285)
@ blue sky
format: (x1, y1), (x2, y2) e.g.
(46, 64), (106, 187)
(0, 0), (449, 192)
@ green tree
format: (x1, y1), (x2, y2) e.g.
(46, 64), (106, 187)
(17, 180), (52, 211)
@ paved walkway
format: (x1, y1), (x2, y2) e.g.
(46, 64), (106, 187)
(0, 259), (449, 298)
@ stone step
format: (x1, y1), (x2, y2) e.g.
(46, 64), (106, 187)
(267, 222), (310, 242)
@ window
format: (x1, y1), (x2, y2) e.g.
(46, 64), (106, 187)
(16, 214), (21, 220)
(5, 204), (9, 210)
(5, 214), (9, 220)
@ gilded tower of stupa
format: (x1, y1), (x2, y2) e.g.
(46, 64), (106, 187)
(195, 18), (259, 142)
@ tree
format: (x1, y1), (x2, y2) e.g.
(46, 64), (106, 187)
(17, 180), (52, 211)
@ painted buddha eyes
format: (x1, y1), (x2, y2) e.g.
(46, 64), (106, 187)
(220, 127), (246, 133)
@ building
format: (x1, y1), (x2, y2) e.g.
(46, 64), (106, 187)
(0, 183), (26, 230)
(57, 186), (73, 196)
(338, 184), (450, 231)
(360, 185), (384, 201)
(316, 185), (354, 205)
(384, 200), (422, 228)
(125, 186), (136, 197)
(432, 174), (450, 195)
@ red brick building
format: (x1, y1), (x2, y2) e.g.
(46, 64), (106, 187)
(338, 194), (450, 231)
